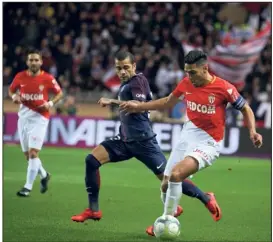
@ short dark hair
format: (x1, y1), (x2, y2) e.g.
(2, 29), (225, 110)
(26, 49), (42, 59)
(114, 51), (135, 63)
(184, 50), (207, 65)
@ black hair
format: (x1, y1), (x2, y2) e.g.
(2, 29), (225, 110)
(26, 49), (42, 59)
(184, 50), (208, 65)
(114, 51), (135, 64)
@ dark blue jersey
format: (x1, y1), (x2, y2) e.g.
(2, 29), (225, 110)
(118, 73), (156, 142)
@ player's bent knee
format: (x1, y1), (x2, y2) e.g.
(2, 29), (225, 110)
(170, 157), (199, 182)
(170, 169), (182, 182)
(85, 154), (102, 170)
(29, 149), (39, 159)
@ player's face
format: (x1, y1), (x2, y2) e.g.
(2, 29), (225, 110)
(115, 57), (136, 82)
(27, 54), (43, 74)
(184, 64), (208, 87)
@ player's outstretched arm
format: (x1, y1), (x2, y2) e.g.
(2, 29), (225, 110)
(98, 97), (122, 107)
(240, 103), (263, 148)
(120, 93), (180, 113)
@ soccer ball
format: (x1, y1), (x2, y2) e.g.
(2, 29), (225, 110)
(153, 215), (181, 240)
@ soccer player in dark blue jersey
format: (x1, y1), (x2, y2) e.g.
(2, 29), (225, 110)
(71, 51), (220, 224)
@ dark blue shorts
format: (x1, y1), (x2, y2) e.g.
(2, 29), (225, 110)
(100, 136), (167, 175)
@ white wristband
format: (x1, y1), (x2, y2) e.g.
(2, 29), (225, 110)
(48, 101), (54, 107)
(12, 94), (17, 100)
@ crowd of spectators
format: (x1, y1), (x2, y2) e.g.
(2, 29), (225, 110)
(3, 3), (271, 124)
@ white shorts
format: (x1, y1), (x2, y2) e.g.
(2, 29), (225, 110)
(164, 139), (221, 177)
(17, 116), (49, 152)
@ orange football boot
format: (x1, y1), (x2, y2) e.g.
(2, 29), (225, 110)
(71, 208), (102, 222)
(205, 192), (222, 222)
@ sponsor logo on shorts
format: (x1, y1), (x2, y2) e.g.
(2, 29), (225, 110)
(193, 148), (209, 161)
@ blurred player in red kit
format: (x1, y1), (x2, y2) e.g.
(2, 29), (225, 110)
(9, 50), (63, 197)
(120, 50), (263, 236)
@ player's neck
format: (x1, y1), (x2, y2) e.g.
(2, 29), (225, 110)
(203, 73), (214, 86)
(27, 70), (41, 77)
(123, 72), (137, 82)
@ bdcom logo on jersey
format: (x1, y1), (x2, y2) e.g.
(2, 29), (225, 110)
(187, 93), (216, 114)
(186, 94), (216, 114)
(21, 93), (44, 101)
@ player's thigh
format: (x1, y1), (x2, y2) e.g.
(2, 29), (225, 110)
(100, 137), (133, 163)
(91, 145), (111, 164)
(28, 118), (49, 151)
(164, 147), (186, 177)
(132, 137), (167, 176)
(185, 143), (220, 171)
(17, 117), (29, 152)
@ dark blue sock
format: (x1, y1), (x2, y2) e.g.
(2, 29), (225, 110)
(85, 154), (101, 211)
(182, 179), (210, 205)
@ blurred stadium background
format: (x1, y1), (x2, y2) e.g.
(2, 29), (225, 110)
(3, 3), (271, 123)
(3, 3), (272, 241)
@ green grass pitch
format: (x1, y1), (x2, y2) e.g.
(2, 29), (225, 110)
(3, 145), (271, 241)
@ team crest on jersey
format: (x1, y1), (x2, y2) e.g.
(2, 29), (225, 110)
(39, 85), (44, 91)
(208, 94), (215, 104)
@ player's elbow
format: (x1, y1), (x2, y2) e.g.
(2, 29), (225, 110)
(240, 103), (251, 115)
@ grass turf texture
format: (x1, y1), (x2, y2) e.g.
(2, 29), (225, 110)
(3, 145), (271, 242)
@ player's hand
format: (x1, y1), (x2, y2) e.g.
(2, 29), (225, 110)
(98, 98), (112, 107)
(119, 100), (141, 114)
(250, 132), (263, 148)
(12, 94), (22, 104)
(37, 101), (53, 111)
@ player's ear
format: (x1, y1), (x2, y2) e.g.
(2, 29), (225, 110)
(132, 62), (136, 71)
(203, 64), (208, 73)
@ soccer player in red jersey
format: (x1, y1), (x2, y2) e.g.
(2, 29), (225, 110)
(9, 50), (63, 197)
(120, 50), (263, 236)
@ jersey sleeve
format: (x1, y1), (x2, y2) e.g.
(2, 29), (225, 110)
(172, 78), (187, 100)
(9, 73), (21, 93)
(130, 77), (148, 102)
(47, 76), (62, 94)
(224, 81), (246, 110)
